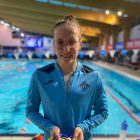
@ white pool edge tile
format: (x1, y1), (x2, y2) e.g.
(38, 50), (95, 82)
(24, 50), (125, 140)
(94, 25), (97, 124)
(92, 62), (140, 82)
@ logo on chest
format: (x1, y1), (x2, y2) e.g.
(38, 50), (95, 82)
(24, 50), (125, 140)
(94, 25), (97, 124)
(80, 81), (89, 91)
(45, 80), (58, 87)
(45, 80), (54, 85)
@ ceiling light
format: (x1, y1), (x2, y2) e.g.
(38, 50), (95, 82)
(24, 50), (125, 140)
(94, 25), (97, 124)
(0, 21), (4, 24)
(21, 33), (24, 37)
(16, 28), (19, 31)
(117, 11), (122, 16)
(4, 23), (9, 27)
(12, 26), (16, 30)
(123, 14), (128, 17)
(105, 10), (109, 15)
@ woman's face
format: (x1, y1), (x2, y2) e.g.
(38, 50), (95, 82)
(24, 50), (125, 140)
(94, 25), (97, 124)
(53, 25), (82, 65)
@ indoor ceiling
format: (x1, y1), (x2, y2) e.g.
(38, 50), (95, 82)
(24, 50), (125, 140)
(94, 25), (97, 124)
(0, 0), (139, 41)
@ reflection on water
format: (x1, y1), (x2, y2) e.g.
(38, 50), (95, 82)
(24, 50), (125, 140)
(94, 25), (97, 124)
(0, 119), (18, 133)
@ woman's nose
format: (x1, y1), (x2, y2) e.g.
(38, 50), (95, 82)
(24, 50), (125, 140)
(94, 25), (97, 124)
(63, 43), (70, 52)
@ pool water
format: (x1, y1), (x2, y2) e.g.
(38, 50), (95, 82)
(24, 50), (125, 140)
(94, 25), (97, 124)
(0, 60), (140, 134)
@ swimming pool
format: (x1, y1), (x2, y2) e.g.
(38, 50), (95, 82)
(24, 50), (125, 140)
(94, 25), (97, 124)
(0, 60), (140, 135)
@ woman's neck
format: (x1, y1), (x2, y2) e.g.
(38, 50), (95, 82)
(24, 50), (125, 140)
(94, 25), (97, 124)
(57, 60), (77, 75)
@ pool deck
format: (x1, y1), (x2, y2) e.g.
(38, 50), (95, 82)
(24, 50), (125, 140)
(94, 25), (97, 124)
(0, 137), (140, 140)
(92, 60), (140, 82)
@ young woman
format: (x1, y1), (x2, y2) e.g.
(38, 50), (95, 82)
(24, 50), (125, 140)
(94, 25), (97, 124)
(26, 15), (108, 140)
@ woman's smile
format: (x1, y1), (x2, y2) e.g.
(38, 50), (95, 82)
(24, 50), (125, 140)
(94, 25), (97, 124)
(62, 55), (72, 59)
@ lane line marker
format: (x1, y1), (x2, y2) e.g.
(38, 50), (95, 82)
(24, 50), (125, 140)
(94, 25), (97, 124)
(105, 87), (140, 124)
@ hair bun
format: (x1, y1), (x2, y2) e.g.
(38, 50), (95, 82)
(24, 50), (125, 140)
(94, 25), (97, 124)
(65, 15), (76, 20)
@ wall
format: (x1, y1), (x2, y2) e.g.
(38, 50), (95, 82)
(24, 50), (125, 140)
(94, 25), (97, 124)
(43, 37), (54, 48)
(117, 25), (140, 43)
(100, 37), (105, 50)
(81, 42), (90, 49)
(89, 37), (98, 50)
(130, 24), (140, 40)
(0, 25), (20, 46)
(1, 22), (140, 48)
(109, 35), (113, 45)
(117, 31), (123, 43)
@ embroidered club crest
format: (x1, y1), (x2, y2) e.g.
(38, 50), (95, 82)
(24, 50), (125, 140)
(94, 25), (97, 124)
(80, 81), (89, 91)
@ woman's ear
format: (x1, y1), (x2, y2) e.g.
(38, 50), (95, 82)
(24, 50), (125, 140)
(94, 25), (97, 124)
(79, 40), (82, 51)
(53, 42), (56, 51)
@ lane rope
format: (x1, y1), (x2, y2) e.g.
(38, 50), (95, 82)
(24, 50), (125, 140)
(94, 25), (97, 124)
(105, 87), (140, 124)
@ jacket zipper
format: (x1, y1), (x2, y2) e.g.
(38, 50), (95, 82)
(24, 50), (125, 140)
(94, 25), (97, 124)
(64, 76), (68, 133)
(64, 75), (72, 133)
(64, 73), (73, 133)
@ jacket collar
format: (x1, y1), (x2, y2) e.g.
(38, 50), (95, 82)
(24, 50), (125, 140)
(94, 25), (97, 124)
(54, 59), (81, 75)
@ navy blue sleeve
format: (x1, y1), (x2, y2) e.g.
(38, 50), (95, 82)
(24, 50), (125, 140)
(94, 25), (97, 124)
(76, 72), (108, 133)
(26, 71), (56, 133)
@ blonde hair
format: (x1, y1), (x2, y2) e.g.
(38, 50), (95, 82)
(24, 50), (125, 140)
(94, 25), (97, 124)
(53, 15), (81, 40)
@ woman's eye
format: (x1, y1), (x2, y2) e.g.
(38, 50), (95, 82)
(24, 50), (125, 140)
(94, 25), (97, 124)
(69, 41), (75, 45)
(57, 41), (63, 45)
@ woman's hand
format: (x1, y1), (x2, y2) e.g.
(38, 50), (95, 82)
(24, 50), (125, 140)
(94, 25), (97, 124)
(73, 127), (84, 140)
(51, 126), (61, 140)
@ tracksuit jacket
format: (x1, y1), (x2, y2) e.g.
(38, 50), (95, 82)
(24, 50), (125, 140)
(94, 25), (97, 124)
(26, 60), (108, 140)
